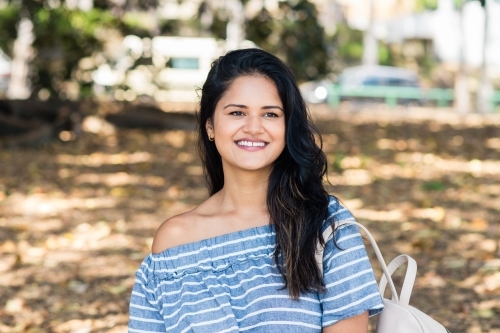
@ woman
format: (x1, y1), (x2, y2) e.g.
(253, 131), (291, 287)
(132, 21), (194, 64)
(128, 48), (383, 332)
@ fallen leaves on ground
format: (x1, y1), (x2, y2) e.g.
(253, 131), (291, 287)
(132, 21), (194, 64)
(1, 106), (500, 332)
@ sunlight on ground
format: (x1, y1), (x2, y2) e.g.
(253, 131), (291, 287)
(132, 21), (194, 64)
(1, 112), (499, 332)
(57, 151), (153, 166)
(73, 172), (165, 187)
(2, 193), (118, 216)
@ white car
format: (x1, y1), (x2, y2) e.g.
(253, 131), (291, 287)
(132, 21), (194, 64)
(0, 49), (11, 95)
(300, 65), (423, 106)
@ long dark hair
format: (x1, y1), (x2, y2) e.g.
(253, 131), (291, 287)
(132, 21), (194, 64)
(197, 48), (331, 298)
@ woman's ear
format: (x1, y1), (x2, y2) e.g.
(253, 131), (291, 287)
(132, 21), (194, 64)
(206, 118), (214, 138)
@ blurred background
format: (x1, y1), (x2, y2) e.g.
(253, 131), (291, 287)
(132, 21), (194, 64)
(1, 0), (500, 112)
(1, 0), (500, 332)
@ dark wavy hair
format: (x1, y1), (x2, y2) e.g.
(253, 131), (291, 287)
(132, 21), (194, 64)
(197, 48), (331, 298)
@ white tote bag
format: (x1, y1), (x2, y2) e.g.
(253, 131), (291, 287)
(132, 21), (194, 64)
(317, 221), (450, 333)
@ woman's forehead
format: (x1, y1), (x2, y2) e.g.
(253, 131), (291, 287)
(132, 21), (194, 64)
(216, 76), (282, 108)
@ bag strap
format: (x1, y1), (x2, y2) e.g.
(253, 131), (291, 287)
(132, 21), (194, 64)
(378, 254), (417, 307)
(317, 221), (399, 303)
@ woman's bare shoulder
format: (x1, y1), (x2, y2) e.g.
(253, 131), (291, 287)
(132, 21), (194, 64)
(151, 211), (193, 254)
(151, 197), (219, 254)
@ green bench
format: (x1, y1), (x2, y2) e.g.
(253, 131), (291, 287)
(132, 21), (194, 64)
(491, 91), (500, 111)
(327, 85), (454, 108)
(327, 84), (500, 112)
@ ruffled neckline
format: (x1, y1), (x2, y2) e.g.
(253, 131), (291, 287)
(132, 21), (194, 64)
(139, 224), (276, 281)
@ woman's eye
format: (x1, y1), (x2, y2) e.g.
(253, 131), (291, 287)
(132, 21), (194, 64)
(229, 111), (244, 116)
(263, 112), (278, 117)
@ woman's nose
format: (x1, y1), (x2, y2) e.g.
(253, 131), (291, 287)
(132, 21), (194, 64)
(243, 114), (264, 134)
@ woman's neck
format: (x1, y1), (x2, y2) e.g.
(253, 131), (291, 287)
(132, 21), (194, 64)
(215, 167), (270, 218)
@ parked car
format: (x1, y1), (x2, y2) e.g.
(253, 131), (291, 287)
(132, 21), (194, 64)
(300, 65), (425, 107)
(0, 49), (11, 95)
(339, 65), (420, 88)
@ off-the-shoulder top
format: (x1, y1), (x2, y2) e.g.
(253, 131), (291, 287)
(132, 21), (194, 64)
(128, 196), (383, 332)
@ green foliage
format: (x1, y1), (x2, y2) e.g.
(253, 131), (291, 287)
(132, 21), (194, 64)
(2, 0), (189, 99)
(451, 0), (500, 9)
(453, 0), (466, 7)
(33, 7), (117, 38)
(2, 0), (408, 99)
(329, 23), (363, 70)
(421, 180), (446, 191)
(378, 43), (393, 66)
(331, 153), (346, 172)
(210, 13), (227, 40)
(246, 9), (274, 54)
(246, 0), (329, 82)
(415, 0), (438, 10)
(121, 11), (156, 37)
(30, 7), (120, 97)
(279, 0), (329, 81)
(0, 5), (19, 56)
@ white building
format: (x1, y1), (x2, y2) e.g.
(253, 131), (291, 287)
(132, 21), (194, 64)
(363, 0), (500, 76)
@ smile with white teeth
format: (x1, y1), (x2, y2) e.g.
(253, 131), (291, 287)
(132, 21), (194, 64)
(236, 140), (267, 147)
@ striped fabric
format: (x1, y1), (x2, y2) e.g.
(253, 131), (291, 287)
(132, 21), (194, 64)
(128, 196), (384, 332)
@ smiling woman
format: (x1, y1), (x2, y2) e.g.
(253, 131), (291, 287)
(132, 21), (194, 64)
(128, 48), (384, 333)
(206, 75), (285, 174)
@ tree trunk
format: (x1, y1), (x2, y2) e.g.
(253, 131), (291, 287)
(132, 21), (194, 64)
(6, 16), (34, 100)
(78, 0), (93, 11)
(199, 1), (214, 37)
(362, 0), (378, 66)
(476, 0), (492, 114)
(454, 4), (470, 114)
(226, 0), (245, 51)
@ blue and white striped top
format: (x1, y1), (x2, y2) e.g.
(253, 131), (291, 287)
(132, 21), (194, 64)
(128, 196), (384, 332)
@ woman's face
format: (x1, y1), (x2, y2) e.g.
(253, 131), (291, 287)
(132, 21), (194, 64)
(206, 75), (286, 175)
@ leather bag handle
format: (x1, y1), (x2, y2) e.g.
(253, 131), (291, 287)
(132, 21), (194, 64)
(378, 254), (417, 307)
(318, 220), (400, 304)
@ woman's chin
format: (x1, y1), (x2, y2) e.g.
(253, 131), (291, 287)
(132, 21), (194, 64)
(227, 162), (274, 173)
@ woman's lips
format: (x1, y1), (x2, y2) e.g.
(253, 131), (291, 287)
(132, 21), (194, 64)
(234, 140), (269, 150)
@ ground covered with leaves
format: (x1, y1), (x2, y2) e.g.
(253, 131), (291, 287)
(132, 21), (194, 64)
(0, 106), (499, 333)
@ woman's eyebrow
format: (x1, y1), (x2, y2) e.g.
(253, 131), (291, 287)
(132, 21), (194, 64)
(223, 104), (283, 111)
(223, 104), (248, 109)
(262, 105), (284, 111)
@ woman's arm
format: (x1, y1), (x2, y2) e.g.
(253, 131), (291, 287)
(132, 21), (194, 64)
(128, 259), (167, 332)
(323, 311), (369, 333)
